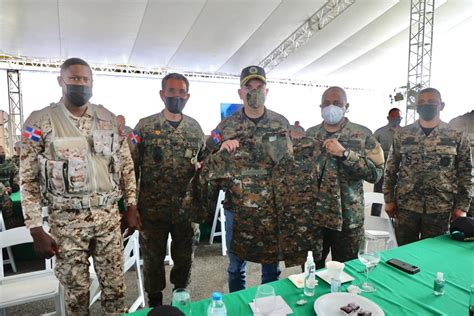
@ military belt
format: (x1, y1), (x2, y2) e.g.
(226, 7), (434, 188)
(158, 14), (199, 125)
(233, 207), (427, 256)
(241, 169), (269, 176)
(53, 195), (116, 210)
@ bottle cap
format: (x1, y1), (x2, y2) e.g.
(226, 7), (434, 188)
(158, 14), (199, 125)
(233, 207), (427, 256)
(212, 292), (222, 300)
(436, 272), (444, 280)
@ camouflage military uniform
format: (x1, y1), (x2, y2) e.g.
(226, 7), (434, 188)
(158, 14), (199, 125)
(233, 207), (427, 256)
(21, 101), (136, 315)
(0, 159), (20, 228)
(383, 121), (472, 245)
(203, 108), (294, 264)
(306, 119), (384, 268)
(449, 111), (474, 216)
(372, 124), (400, 215)
(131, 111), (204, 304)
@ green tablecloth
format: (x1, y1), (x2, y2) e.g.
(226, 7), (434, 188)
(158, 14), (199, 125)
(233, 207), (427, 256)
(127, 235), (474, 315)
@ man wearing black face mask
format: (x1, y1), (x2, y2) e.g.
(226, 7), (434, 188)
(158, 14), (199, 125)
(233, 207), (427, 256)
(20, 57), (140, 315)
(371, 108), (402, 216)
(130, 73), (204, 307)
(0, 145), (20, 229)
(384, 88), (472, 245)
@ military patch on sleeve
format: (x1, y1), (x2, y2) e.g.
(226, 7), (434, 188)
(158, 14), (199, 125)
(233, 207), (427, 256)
(22, 126), (42, 142)
(211, 129), (222, 144)
(128, 130), (141, 144)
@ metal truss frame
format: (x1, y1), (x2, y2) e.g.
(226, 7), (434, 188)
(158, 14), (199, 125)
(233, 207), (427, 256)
(0, 56), (368, 91)
(259, 0), (356, 72)
(405, 0), (435, 124)
(6, 70), (24, 153)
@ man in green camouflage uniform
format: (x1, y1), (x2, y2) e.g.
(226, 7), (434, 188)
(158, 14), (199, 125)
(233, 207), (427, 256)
(131, 73), (204, 306)
(384, 88), (472, 245)
(371, 108), (402, 216)
(306, 86), (384, 269)
(21, 58), (140, 315)
(12, 141), (21, 169)
(203, 66), (320, 292)
(449, 110), (474, 217)
(0, 145), (20, 229)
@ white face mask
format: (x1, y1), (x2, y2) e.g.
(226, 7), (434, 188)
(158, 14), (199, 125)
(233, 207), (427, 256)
(321, 104), (345, 125)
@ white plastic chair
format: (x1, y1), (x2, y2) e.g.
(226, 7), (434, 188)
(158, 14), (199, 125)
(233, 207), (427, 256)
(89, 230), (145, 312)
(0, 211), (16, 273)
(363, 192), (398, 249)
(209, 190), (227, 256)
(0, 226), (64, 316)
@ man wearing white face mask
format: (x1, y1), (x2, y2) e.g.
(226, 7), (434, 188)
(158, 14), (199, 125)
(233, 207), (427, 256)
(306, 86), (385, 269)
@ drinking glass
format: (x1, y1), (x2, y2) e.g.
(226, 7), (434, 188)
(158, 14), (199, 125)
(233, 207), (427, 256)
(358, 237), (382, 292)
(255, 284), (276, 315)
(172, 288), (191, 315)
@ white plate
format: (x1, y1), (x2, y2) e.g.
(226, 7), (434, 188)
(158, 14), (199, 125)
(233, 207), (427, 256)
(315, 269), (355, 284)
(314, 293), (384, 316)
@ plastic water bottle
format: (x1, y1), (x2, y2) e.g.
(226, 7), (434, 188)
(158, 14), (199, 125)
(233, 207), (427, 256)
(207, 292), (227, 316)
(304, 251), (316, 297)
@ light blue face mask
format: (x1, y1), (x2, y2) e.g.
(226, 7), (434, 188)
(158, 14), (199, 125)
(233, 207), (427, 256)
(321, 104), (345, 125)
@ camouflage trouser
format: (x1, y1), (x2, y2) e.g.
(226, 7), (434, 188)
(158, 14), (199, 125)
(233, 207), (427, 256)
(140, 220), (194, 301)
(395, 208), (450, 246)
(315, 226), (364, 269)
(51, 220), (126, 316)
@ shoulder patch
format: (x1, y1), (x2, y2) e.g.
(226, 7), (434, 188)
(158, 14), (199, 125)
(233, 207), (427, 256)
(211, 129), (222, 144)
(23, 126), (42, 142)
(128, 130), (141, 144)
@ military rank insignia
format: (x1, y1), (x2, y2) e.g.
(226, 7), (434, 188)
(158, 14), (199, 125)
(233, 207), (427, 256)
(23, 126), (42, 142)
(211, 129), (222, 144)
(128, 130), (141, 144)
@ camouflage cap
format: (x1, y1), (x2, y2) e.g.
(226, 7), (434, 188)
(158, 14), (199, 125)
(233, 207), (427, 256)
(240, 65), (266, 87)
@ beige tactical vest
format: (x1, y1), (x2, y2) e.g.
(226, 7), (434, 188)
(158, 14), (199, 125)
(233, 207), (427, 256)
(39, 103), (121, 210)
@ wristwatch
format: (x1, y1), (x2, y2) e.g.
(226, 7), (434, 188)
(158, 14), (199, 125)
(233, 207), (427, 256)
(341, 149), (350, 161)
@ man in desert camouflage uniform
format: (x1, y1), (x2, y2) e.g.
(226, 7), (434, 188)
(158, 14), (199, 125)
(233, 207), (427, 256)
(130, 73), (204, 307)
(20, 58), (140, 315)
(306, 86), (384, 269)
(449, 110), (474, 216)
(204, 65), (308, 292)
(0, 145), (20, 229)
(384, 88), (472, 245)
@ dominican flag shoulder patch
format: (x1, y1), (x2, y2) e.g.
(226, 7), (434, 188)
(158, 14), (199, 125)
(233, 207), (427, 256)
(211, 129), (222, 145)
(128, 130), (141, 144)
(23, 126), (42, 142)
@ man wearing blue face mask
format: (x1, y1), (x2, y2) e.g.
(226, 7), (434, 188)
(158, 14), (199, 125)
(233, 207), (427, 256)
(306, 86), (385, 269)
(383, 88), (472, 245)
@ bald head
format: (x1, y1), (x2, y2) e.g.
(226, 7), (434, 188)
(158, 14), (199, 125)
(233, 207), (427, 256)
(321, 86), (347, 106)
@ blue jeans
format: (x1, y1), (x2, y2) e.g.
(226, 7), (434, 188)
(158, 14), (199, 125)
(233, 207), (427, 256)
(225, 210), (281, 292)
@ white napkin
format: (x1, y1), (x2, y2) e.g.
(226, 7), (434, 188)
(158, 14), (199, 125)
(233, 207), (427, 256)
(249, 295), (293, 316)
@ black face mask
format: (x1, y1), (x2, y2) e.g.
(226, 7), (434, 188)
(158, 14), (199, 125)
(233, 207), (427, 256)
(0, 155), (5, 164)
(165, 96), (187, 114)
(417, 103), (438, 121)
(388, 118), (402, 127)
(65, 84), (92, 107)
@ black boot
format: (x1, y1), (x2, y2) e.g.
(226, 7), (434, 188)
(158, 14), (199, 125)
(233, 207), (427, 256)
(148, 292), (163, 307)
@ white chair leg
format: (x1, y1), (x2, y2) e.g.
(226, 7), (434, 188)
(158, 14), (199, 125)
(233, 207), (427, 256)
(134, 237), (146, 309)
(165, 233), (173, 265)
(219, 205), (227, 256)
(4, 246), (16, 273)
